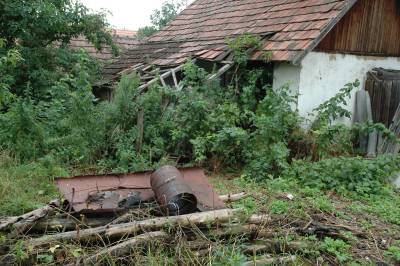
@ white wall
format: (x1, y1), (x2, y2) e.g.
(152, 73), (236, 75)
(297, 52), (400, 125)
(272, 62), (301, 110)
(273, 63), (301, 94)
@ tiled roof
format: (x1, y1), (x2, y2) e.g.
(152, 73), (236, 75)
(103, 0), (357, 80)
(69, 29), (138, 60)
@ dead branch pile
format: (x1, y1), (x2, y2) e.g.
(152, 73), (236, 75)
(0, 193), (284, 265)
(0, 191), (377, 266)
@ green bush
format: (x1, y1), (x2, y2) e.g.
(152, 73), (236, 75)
(321, 237), (352, 263)
(286, 155), (400, 196)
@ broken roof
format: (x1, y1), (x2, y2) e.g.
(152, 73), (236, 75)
(103, 0), (357, 80)
(70, 29), (138, 60)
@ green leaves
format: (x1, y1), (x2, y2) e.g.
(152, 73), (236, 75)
(0, 0), (112, 101)
(312, 80), (360, 128)
(321, 237), (352, 263)
(286, 155), (400, 196)
(137, 0), (188, 39)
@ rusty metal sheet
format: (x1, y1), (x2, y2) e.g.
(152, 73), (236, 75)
(55, 167), (225, 213)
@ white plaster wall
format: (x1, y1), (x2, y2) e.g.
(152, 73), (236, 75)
(297, 52), (400, 125)
(272, 62), (301, 94)
(272, 62), (301, 110)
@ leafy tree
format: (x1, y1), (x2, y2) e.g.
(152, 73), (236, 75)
(137, 0), (189, 39)
(0, 0), (115, 162)
(0, 38), (22, 108)
(0, 0), (116, 101)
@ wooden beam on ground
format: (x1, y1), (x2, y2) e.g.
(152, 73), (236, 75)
(219, 192), (248, 202)
(0, 200), (60, 234)
(244, 255), (297, 266)
(27, 209), (270, 248)
(82, 231), (169, 265)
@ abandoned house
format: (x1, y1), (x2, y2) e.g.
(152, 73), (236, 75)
(101, 0), (400, 125)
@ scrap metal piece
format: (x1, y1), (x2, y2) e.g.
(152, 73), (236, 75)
(55, 167), (225, 213)
(150, 166), (197, 215)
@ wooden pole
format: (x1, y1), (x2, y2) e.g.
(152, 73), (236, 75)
(27, 209), (244, 247)
(82, 231), (169, 265)
(219, 192), (248, 202)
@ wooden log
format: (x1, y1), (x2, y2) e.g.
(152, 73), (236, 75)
(30, 217), (112, 232)
(27, 209), (248, 247)
(82, 231), (169, 265)
(83, 223), (270, 265)
(244, 255), (296, 266)
(0, 200), (59, 233)
(210, 224), (258, 236)
(243, 240), (314, 255)
(219, 192), (248, 202)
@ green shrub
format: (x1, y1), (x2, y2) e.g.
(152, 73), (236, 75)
(385, 245), (400, 263)
(285, 155), (400, 196)
(269, 200), (289, 215)
(321, 237), (352, 263)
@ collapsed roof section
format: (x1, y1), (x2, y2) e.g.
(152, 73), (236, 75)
(103, 0), (357, 81)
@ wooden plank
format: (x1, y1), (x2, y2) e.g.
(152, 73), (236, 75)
(136, 108), (144, 154)
(383, 81), (392, 127)
(171, 68), (179, 88)
(137, 64), (185, 93)
(315, 0), (400, 57)
(207, 63), (233, 81)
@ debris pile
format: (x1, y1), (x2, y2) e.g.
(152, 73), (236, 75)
(0, 166), (282, 265)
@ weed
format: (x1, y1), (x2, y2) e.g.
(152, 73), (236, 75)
(312, 80), (359, 128)
(232, 197), (257, 215)
(12, 240), (29, 263)
(365, 193), (400, 225)
(385, 245), (400, 263)
(312, 196), (335, 213)
(286, 155), (400, 196)
(211, 245), (247, 266)
(0, 151), (65, 216)
(269, 200), (289, 215)
(320, 237), (352, 263)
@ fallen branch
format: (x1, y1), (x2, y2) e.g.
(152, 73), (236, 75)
(30, 217), (113, 232)
(28, 209), (267, 248)
(83, 223), (268, 264)
(219, 192), (248, 202)
(0, 200), (59, 234)
(244, 255), (297, 266)
(243, 240), (313, 255)
(82, 231), (169, 265)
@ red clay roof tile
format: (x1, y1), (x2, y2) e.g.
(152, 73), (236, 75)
(70, 29), (138, 60)
(103, 0), (357, 80)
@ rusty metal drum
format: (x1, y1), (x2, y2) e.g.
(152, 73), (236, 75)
(150, 165), (198, 215)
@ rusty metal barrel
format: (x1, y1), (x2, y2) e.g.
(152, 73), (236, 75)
(150, 165), (198, 215)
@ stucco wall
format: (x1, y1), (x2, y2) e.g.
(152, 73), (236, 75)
(273, 51), (400, 125)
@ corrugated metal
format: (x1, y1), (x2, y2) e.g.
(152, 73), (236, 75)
(316, 0), (400, 56)
(55, 167), (225, 213)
